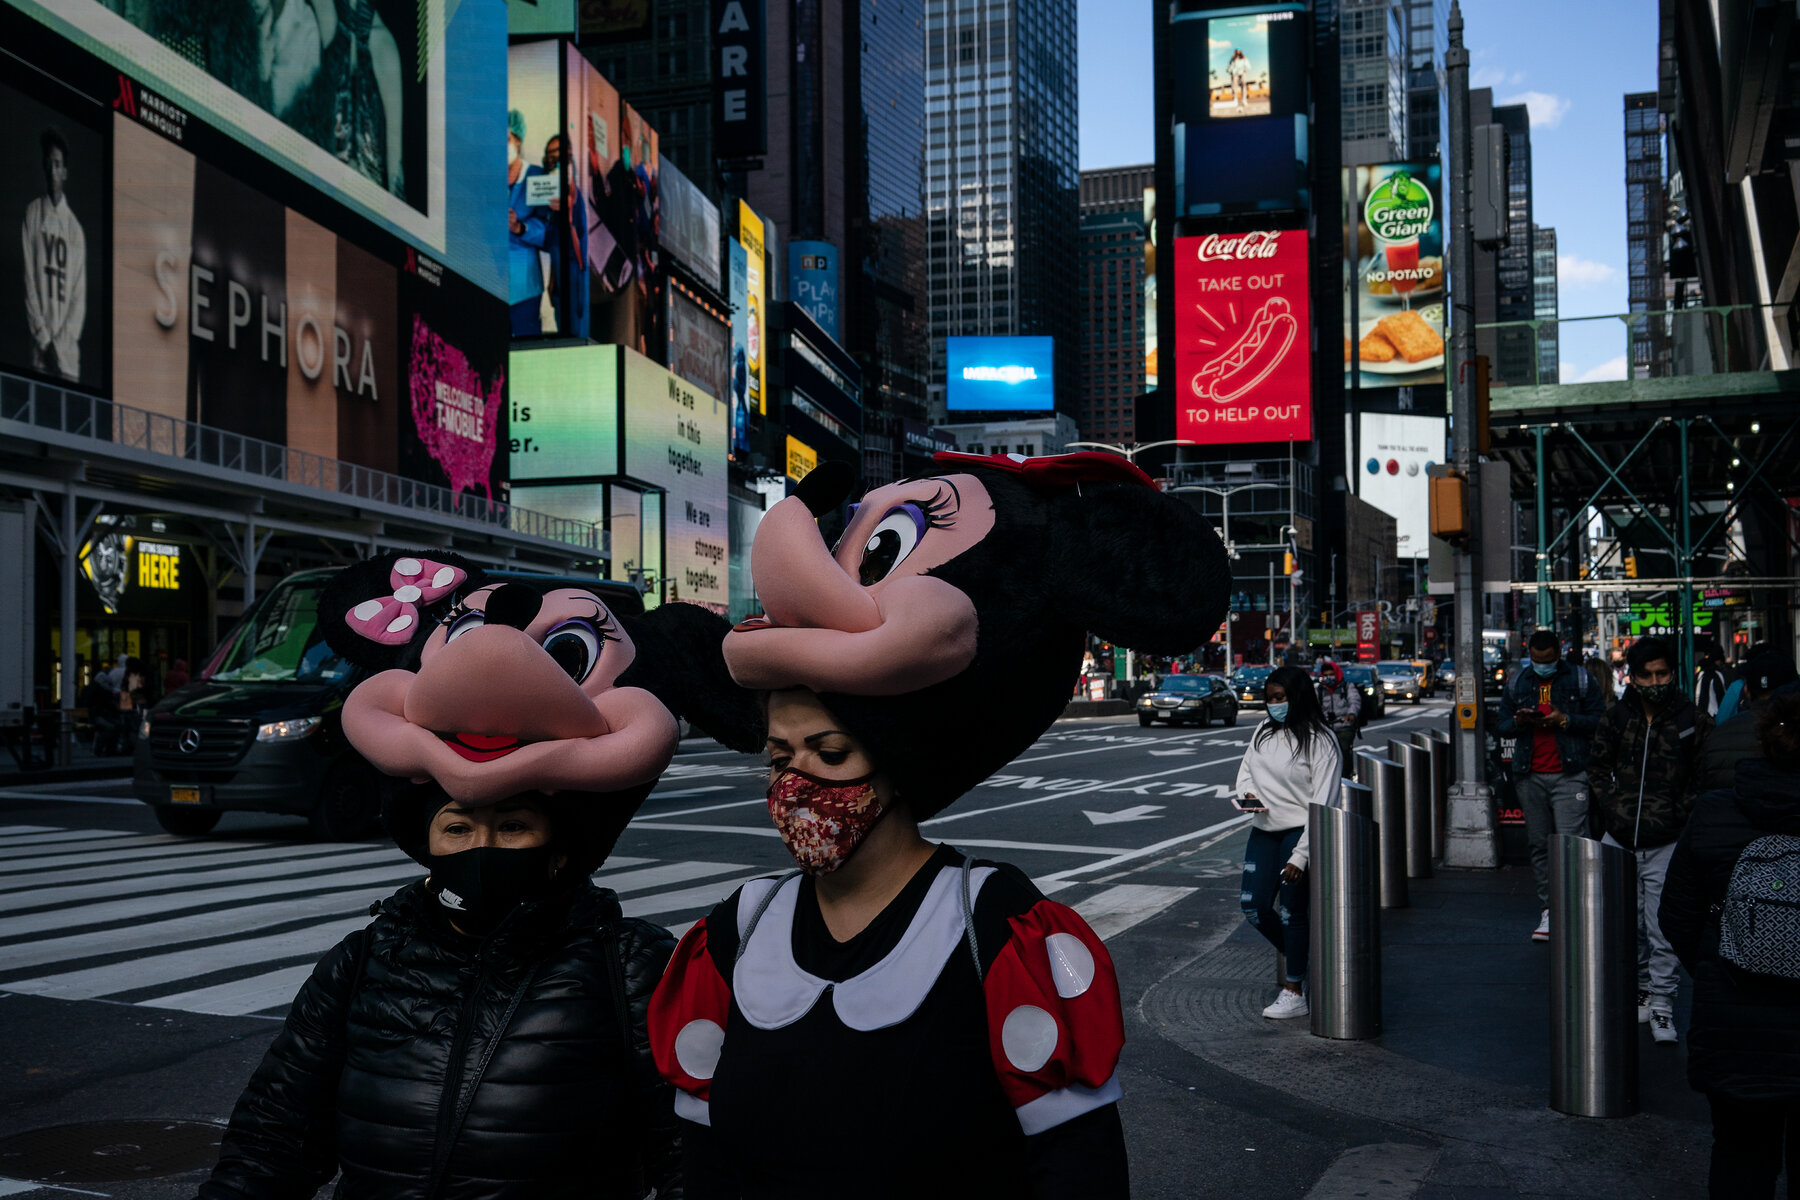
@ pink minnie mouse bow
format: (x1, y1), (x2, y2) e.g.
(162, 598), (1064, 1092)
(344, 557), (467, 646)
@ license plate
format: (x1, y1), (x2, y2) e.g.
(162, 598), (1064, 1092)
(170, 786), (201, 805)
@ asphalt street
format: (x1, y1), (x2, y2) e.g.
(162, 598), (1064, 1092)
(0, 700), (1471, 1198)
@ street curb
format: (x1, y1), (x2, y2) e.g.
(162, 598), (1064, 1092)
(0, 766), (135, 787)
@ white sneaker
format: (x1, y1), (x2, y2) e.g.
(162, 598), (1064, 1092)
(1650, 1004), (1678, 1045)
(1532, 909), (1550, 942)
(1637, 989), (1653, 1024)
(1262, 988), (1309, 1020)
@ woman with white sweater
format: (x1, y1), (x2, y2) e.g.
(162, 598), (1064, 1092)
(1235, 665), (1343, 1019)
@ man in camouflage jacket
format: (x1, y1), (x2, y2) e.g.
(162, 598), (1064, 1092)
(1588, 637), (1711, 1043)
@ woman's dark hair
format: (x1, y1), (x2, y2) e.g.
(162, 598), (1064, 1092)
(1627, 636), (1673, 677)
(1256, 666), (1332, 759)
(1756, 692), (1800, 771)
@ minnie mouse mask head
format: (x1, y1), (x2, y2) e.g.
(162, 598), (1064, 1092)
(724, 453), (1232, 819)
(322, 553), (762, 864)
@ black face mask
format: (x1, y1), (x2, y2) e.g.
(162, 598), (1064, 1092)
(425, 845), (559, 936)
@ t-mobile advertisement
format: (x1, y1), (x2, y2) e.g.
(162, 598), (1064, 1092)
(0, 76), (107, 390)
(1172, 229), (1311, 444)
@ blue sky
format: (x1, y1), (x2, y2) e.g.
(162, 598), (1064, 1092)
(1077, 0), (1661, 382)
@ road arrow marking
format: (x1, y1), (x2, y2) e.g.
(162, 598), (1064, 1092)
(1147, 748), (1195, 756)
(1083, 805), (1165, 825)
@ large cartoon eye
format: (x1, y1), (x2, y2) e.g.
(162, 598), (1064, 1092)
(543, 619), (602, 683)
(445, 609), (487, 643)
(859, 505), (927, 587)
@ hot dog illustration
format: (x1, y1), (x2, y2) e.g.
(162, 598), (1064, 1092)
(1190, 297), (1298, 405)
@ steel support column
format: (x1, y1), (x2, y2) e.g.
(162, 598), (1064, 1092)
(1535, 427), (1552, 627)
(59, 489), (76, 765)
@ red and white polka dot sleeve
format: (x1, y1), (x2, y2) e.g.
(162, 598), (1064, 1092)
(648, 919), (731, 1126)
(983, 899), (1125, 1135)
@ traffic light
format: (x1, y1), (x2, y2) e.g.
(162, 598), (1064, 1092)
(1283, 552), (1295, 575)
(1624, 555), (1639, 578)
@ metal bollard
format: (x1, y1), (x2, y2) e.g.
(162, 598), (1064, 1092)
(1411, 731), (1450, 860)
(1549, 834), (1638, 1117)
(1309, 803), (1381, 1039)
(1388, 738), (1434, 879)
(1356, 749), (1409, 908)
(1339, 779), (1373, 822)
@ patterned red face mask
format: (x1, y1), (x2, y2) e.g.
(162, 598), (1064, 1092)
(766, 768), (887, 875)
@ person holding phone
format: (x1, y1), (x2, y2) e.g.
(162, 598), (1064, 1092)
(1233, 666), (1342, 1020)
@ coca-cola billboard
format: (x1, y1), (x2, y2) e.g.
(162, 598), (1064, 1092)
(1172, 228), (1311, 444)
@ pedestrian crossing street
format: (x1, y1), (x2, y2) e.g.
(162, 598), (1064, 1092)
(0, 824), (1195, 1021)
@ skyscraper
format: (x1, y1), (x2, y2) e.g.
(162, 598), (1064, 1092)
(1340, 0), (1406, 164)
(924, 0), (1080, 421)
(1492, 102), (1536, 386)
(1077, 165), (1152, 445)
(1533, 224), (1559, 383)
(1624, 92), (1670, 378)
(1403, 0), (1448, 158)
(582, 8), (718, 195)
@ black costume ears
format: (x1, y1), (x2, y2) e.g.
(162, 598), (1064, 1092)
(1048, 482), (1231, 653)
(318, 551), (486, 672)
(618, 604), (766, 752)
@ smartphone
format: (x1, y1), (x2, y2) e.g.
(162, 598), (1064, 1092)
(1233, 794), (1268, 813)
(1515, 709), (1540, 724)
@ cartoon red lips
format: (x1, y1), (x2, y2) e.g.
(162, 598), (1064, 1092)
(438, 732), (528, 762)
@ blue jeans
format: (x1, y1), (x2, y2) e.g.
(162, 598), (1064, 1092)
(1241, 825), (1309, 982)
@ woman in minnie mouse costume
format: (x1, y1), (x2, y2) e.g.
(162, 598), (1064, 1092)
(197, 552), (760, 1200)
(649, 453), (1231, 1197)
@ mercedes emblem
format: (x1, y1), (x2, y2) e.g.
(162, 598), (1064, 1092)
(177, 728), (202, 754)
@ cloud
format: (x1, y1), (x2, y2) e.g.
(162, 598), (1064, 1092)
(1563, 356), (1629, 384)
(1501, 90), (1573, 130)
(1557, 254), (1620, 287)
(1470, 65), (1523, 89)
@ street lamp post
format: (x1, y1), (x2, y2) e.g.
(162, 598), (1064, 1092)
(1165, 481), (1284, 665)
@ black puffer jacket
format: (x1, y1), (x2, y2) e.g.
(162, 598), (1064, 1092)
(1658, 758), (1800, 1101)
(198, 880), (681, 1199)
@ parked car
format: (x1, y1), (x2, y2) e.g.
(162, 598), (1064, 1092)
(1137, 674), (1239, 728)
(1339, 664), (1387, 720)
(133, 566), (643, 839)
(1229, 665), (1274, 710)
(1377, 660), (1426, 705)
(1482, 645), (1508, 696)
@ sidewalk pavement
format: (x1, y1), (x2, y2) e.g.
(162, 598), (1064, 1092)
(1144, 863), (1712, 1199)
(1, 735), (137, 787)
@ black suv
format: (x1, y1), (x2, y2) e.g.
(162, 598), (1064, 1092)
(133, 567), (642, 839)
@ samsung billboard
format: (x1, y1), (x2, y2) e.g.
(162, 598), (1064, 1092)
(945, 336), (1055, 413)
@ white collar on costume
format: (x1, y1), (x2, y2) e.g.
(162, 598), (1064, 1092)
(732, 863), (995, 1032)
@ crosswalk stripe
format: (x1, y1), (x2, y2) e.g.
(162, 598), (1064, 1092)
(0, 848), (413, 913)
(0, 839), (283, 875)
(0, 863), (427, 940)
(1071, 884), (1197, 941)
(622, 874), (770, 919)
(0, 885), (399, 975)
(139, 964), (320, 1018)
(0, 832), (185, 860)
(0, 828), (146, 848)
(0, 843), (379, 893)
(2, 915), (374, 1001)
(591, 861), (748, 895)
(0, 826), (58, 836)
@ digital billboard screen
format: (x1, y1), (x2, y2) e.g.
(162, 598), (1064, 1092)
(507, 345), (622, 482)
(945, 336), (1055, 412)
(661, 159), (722, 293)
(0, 74), (107, 391)
(1356, 413), (1444, 559)
(17, 0), (508, 298)
(621, 349), (728, 615)
(113, 113), (508, 500)
(1172, 229), (1311, 444)
(1171, 8), (1309, 215)
(1172, 10), (1308, 125)
(1345, 162), (1446, 387)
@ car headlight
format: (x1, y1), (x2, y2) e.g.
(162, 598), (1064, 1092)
(257, 716), (322, 742)
(139, 716), (151, 739)
(1179, 698), (1200, 707)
